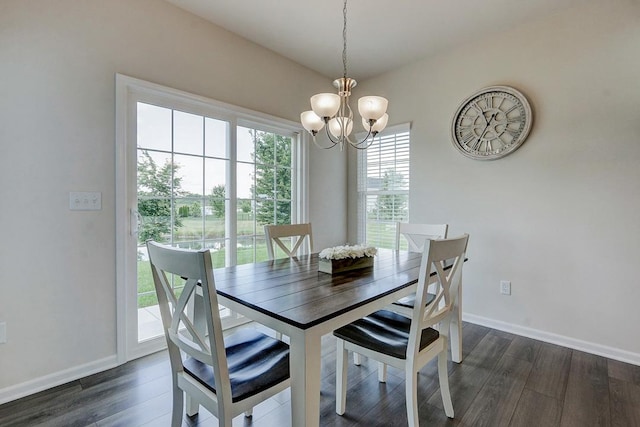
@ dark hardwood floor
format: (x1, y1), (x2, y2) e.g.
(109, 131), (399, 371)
(2, 322), (639, 426)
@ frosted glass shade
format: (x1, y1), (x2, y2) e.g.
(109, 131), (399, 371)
(363, 113), (389, 133)
(328, 116), (353, 138)
(357, 96), (388, 121)
(310, 93), (341, 118)
(300, 111), (325, 133)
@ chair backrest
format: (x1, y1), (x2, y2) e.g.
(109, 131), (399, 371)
(408, 234), (469, 357)
(146, 241), (233, 403)
(264, 223), (313, 260)
(396, 222), (449, 252)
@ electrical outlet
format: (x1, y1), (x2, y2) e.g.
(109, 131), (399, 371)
(0, 322), (6, 344)
(500, 280), (511, 295)
(69, 191), (102, 211)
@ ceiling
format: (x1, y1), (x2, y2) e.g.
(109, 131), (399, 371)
(165, 0), (591, 81)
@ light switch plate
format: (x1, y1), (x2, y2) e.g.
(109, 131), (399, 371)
(69, 192), (102, 211)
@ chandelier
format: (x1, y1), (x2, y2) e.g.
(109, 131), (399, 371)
(300, 0), (389, 150)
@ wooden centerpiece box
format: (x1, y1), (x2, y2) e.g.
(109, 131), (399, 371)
(318, 244), (377, 275)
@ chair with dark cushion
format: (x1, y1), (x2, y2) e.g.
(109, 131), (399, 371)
(355, 223), (451, 378)
(147, 241), (290, 427)
(334, 234), (469, 427)
(390, 222), (464, 363)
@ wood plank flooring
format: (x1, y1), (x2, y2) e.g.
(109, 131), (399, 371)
(1, 322), (639, 426)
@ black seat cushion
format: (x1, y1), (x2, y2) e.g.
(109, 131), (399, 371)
(333, 309), (439, 360)
(183, 328), (290, 403)
(392, 292), (436, 309)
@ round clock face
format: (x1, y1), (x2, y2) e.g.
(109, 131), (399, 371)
(451, 86), (532, 160)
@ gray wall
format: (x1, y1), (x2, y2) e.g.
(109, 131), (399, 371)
(0, 0), (346, 397)
(349, 0), (640, 360)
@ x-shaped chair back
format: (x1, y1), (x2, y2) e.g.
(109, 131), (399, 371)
(147, 241), (292, 426)
(410, 234), (468, 343)
(146, 241), (232, 403)
(396, 222), (449, 253)
(264, 223), (313, 260)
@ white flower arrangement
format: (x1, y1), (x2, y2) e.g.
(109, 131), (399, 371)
(318, 244), (377, 260)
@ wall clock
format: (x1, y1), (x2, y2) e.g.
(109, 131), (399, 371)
(451, 86), (532, 160)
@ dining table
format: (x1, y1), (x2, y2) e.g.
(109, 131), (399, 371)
(208, 248), (463, 427)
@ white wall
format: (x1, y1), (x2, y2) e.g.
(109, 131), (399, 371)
(0, 0), (345, 397)
(350, 0), (640, 361)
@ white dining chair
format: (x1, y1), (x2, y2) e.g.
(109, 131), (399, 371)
(392, 223), (464, 362)
(264, 223), (313, 260)
(147, 241), (291, 427)
(334, 234), (469, 427)
(354, 222), (461, 375)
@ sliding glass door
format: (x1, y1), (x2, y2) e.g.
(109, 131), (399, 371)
(116, 75), (306, 360)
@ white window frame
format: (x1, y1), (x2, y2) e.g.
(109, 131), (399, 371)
(115, 74), (308, 362)
(356, 123), (411, 247)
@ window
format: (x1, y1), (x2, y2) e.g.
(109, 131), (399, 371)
(357, 124), (410, 249)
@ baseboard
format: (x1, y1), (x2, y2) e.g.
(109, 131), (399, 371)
(463, 313), (640, 366)
(0, 355), (119, 405)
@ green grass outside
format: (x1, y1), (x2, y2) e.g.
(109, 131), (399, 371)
(138, 218), (292, 308)
(171, 215), (259, 240)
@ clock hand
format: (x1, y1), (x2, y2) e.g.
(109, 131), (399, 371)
(472, 113), (496, 150)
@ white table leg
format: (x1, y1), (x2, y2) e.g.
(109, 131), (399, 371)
(289, 329), (322, 427)
(451, 282), (462, 363)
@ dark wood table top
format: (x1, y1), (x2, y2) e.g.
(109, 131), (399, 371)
(213, 248), (423, 330)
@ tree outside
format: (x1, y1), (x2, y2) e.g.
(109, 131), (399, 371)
(370, 169), (408, 221)
(137, 150), (184, 244)
(188, 201), (202, 217)
(209, 184), (226, 218)
(250, 130), (292, 226)
(239, 199), (252, 214)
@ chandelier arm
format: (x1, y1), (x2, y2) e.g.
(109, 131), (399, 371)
(312, 131), (339, 149)
(349, 128), (374, 149)
(354, 135), (377, 149)
(345, 99), (353, 120)
(323, 123), (343, 146)
(354, 139), (376, 150)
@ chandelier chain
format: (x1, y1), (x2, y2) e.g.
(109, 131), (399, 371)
(342, 0), (348, 79)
